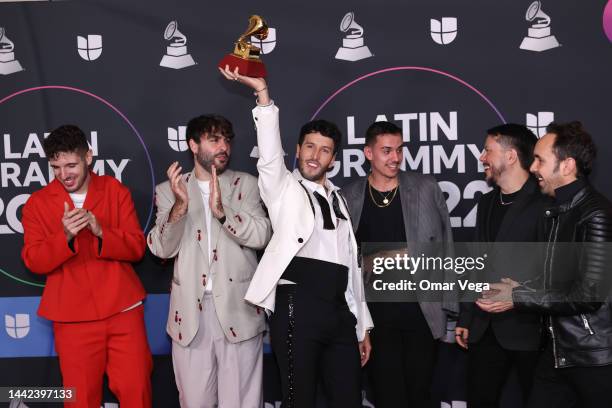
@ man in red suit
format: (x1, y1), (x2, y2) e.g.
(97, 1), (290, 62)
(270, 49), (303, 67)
(21, 125), (152, 407)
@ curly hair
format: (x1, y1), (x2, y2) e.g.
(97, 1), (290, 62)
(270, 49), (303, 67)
(186, 114), (235, 146)
(43, 125), (89, 159)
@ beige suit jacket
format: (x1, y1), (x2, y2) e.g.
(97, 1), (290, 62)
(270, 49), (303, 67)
(148, 168), (271, 346)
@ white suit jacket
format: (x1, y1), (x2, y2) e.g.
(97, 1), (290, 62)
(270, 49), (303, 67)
(148, 169), (272, 346)
(244, 103), (373, 341)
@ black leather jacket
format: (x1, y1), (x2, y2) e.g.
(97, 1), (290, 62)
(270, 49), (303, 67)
(513, 181), (612, 368)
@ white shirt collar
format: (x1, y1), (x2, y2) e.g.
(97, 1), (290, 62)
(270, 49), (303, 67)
(292, 168), (339, 197)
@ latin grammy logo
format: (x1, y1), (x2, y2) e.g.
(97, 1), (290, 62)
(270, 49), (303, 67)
(160, 20), (196, 69)
(0, 27), (25, 75)
(335, 12), (373, 62)
(519, 1), (561, 52)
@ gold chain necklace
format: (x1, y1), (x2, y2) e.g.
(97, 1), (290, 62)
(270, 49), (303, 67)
(499, 190), (514, 206)
(368, 181), (399, 208)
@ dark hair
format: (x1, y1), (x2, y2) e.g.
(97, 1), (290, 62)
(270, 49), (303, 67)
(546, 121), (597, 177)
(487, 123), (538, 171)
(186, 114), (235, 146)
(365, 121), (402, 146)
(298, 120), (342, 154)
(43, 125), (89, 159)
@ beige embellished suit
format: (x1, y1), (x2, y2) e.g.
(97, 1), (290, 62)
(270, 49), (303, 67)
(148, 168), (271, 407)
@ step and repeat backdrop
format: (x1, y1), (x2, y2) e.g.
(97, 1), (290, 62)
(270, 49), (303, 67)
(1, 0), (612, 406)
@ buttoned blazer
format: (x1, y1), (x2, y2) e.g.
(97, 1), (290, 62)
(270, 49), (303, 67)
(148, 168), (271, 346)
(21, 173), (146, 322)
(244, 104), (373, 341)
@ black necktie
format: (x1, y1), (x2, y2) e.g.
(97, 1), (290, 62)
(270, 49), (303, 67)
(312, 191), (347, 230)
(332, 192), (348, 221)
(312, 191), (335, 230)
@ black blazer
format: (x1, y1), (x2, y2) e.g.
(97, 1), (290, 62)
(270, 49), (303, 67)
(458, 177), (551, 350)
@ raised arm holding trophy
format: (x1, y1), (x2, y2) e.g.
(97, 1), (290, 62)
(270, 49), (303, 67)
(218, 15), (268, 78)
(219, 55), (373, 406)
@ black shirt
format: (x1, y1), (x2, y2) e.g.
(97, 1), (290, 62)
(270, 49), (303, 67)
(489, 189), (521, 241)
(356, 181), (429, 331)
(356, 183), (406, 245)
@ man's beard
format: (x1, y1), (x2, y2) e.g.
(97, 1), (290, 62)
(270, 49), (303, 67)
(196, 150), (229, 174)
(298, 159), (329, 182)
(485, 163), (505, 187)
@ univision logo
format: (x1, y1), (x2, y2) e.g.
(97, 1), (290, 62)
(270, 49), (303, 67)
(168, 126), (188, 152)
(526, 112), (555, 138)
(77, 35), (103, 61)
(5, 313), (30, 339)
(251, 27), (277, 54)
(431, 18), (457, 45)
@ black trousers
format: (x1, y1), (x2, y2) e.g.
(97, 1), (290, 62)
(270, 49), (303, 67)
(467, 326), (539, 408)
(366, 321), (438, 408)
(270, 258), (362, 408)
(526, 343), (612, 408)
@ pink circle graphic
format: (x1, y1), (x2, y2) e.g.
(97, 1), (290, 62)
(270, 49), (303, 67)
(311, 66), (506, 123)
(303, 66), (505, 171)
(0, 85), (156, 231)
(604, 0), (612, 43)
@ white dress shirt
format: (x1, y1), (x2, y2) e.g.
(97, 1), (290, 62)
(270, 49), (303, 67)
(278, 169), (353, 285)
(197, 180), (214, 292)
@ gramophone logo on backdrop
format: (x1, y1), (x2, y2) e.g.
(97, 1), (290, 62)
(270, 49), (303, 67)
(168, 126), (188, 152)
(5, 313), (30, 339)
(519, 1), (561, 51)
(160, 20), (196, 69)
(251, 27), (277, 54)
(0, 27), (25, 75)
(526, 111), (554, 137)
(335, 12), (373, 61)
(77, 34), (103, 61)
(250, 145), (287, 159)
(431, 18), (458, 45)
(441, 402), (467, 408)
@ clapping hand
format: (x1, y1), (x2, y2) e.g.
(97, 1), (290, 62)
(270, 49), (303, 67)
(476, 278), (519, 313)
(209, 165), (225, 219)
(167, 161), (189, 222)
(62, 201), (89, 241)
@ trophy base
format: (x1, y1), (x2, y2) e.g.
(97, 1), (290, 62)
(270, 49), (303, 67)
(520, 35), (560, 52)
(0, 52), (16, 62)
(218, 54), (267, 78)
(0, 59), (24, 75)
(160, 54), (196, 69)
(335, 46), (373, 61)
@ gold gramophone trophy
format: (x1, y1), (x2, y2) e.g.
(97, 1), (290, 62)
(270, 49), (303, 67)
(218, 15), (268, 77)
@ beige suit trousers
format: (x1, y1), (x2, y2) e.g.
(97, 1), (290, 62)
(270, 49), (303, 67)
(172, 294), (263, 408)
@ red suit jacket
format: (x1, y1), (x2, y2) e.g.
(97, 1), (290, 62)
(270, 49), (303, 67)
(21, 172), (146, 322)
